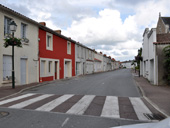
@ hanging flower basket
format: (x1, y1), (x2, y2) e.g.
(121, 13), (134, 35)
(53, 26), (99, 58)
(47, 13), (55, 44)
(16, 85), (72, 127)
(4, 37), (22, 48)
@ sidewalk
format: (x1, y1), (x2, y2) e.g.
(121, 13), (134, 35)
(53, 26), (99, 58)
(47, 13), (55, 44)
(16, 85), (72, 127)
(0, 82), (42, 99)
(132, 70), (170, 117)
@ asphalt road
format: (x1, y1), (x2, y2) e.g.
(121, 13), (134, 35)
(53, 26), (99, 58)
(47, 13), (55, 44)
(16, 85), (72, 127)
(0, 107), (145, 128)
(26, 69), (141, 97)
(0, 69), (147, 128)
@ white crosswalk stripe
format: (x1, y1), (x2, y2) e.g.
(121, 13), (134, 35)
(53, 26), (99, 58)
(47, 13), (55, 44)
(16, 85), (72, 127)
(129, 97), (152, 121)
(9, 94), (53, 109)
(0, 93), (154, 121)
(66, 95), (95, 115)
(0, 93), (35, 105)
(36, 94), (74, 111)
(101, 96), (120, 118)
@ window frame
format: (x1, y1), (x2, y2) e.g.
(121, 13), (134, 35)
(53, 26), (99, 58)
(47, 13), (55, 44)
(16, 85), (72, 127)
(4, 16), (12, 36)
(48, 61), (52, 73)
(46, 32), (53, 51)
(21, 23), (27, 39)
(67, 41), (71, 55)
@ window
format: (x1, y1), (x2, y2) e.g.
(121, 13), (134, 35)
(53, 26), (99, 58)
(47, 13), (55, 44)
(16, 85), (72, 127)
(47, 35), (51, 47)
(4, 16), (12, 36)
(77, 45), (79, 57)
(21, 23), (27, 38)
(46, 32), (53, 51)
(40, 60), (46, 76)
(48, 61), (52, 73)
(67, 41), (71, 54)
(89, 50), (92, 59)
(81, 47), (83, 58)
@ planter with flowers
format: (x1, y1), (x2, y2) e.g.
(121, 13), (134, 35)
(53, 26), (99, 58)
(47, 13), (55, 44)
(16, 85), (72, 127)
(4, 37), (22, 48)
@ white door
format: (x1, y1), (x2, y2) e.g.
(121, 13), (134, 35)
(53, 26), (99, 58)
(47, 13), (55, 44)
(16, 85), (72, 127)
(20, 58), (27, 85)
(65, 62), (68, 78)
(3, 55), (12, 80)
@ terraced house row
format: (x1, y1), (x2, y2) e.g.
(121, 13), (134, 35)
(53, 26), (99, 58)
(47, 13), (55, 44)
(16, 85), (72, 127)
(0, 4), (120, 86)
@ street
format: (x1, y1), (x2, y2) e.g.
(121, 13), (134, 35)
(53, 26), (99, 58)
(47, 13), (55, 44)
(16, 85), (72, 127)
(0, 69), (156, 128)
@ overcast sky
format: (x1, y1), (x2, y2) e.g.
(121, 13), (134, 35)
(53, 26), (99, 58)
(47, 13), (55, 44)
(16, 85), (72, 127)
(1, 0), (170, 61)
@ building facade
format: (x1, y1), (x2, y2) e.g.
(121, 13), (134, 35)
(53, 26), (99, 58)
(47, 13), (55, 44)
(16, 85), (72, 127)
(94, 52), (103, 72)
(39, 25), (76, 82)
(0, 5), (39, 86)
(75, 43), (86, 76)
(140, 27), (170, 85)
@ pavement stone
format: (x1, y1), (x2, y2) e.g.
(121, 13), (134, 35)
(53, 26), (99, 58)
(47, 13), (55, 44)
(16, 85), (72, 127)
(132, 70), (170, 117)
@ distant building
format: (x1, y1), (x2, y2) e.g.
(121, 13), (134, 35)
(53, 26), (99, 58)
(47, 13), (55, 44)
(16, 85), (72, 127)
(121, 60), (136, 69)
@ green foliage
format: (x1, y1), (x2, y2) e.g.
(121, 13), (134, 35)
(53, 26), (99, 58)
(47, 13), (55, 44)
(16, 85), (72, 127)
(4, 37), (22, 48)
(163, 45), (170, 84)
(135, 48), (142, 68)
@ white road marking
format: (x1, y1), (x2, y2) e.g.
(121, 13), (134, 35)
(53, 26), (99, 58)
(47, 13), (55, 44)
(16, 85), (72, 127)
(9, 94), (53, 108)
(36, 95), (74, 111)
(130, 97), (152, 121)
(0, 93), (35, 105)
(101, 96), (120, 118)
(66, 95), (95, 115)
(60, 117), (70, 128)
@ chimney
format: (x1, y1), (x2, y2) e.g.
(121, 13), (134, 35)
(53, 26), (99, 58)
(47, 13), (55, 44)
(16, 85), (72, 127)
(39, 22), (46, 26)
(55, 30), (61, 34)
(104, 54), (106, 57)
(68, 37), (71, 39)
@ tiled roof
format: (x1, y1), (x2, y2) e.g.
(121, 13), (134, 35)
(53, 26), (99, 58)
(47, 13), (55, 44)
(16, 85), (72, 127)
(0, 4), (77, 44)
(161, 17), (170, 27)
(153, 42), (170, 45)
(94, 58), (102, 62)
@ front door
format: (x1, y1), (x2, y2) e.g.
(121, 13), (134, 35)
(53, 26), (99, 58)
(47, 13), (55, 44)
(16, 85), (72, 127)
(55, 61), (58, 79)
(20, 58), (27, 85)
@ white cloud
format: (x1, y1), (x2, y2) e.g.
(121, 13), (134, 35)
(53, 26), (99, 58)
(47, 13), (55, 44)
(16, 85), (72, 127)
(2, 0), (170, 61)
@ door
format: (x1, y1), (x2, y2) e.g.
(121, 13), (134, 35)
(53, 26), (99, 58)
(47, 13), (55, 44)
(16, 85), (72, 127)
(3, 55), (12, 80)
(55, 61), (58, 79)
(20, 58), (27, 85)
(65, 61), (68, 78)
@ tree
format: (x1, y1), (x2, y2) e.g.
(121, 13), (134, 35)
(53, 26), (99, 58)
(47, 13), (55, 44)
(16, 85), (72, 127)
(163, 45), (170, 85)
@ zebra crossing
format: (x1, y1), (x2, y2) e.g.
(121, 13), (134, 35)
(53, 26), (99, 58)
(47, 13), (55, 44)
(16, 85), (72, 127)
(0, 93), (153, 121)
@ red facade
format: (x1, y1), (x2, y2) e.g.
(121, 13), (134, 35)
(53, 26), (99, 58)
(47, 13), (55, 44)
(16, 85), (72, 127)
(39, 28), (75, 82)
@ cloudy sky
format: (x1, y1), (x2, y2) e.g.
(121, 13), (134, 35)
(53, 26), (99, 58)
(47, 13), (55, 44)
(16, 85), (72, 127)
(1, 0), (170, 61)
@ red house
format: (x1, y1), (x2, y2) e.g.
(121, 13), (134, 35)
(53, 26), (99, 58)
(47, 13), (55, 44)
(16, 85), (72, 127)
(38, 22), (76, 82)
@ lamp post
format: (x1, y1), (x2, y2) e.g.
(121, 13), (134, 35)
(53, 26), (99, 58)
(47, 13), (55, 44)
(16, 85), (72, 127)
(10, 20), (17, 89)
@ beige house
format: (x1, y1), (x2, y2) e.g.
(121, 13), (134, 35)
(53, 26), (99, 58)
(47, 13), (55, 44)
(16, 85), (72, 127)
(0, 4), (39, 86)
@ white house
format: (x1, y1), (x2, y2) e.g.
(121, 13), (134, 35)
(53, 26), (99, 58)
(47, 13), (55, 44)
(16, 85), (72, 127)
(85, 48), (94, 74)
(140, 27), (170, 85)
(75, 43), (86, 76)
(0, 4), (39, 86)
(94, 51), (103, 72)
(121, 60), (136, 69)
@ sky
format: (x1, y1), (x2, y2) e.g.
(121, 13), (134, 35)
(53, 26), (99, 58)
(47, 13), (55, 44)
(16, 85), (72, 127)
(1, 0), (170, 61)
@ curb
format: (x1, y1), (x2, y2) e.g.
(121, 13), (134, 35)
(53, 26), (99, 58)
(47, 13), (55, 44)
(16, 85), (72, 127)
(134, 75), (169, 118)
(0, 82), (49, 101)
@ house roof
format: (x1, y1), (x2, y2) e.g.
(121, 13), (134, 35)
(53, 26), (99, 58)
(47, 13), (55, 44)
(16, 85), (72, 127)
(94, 58), (102, 62)
(161, 17), (170, 27)
(153, 42), (170, 45)
(0, 4), (77, 44)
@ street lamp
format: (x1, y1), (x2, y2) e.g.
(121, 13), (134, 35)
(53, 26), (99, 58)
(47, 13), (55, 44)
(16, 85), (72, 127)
(10, 20), (17, 89)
